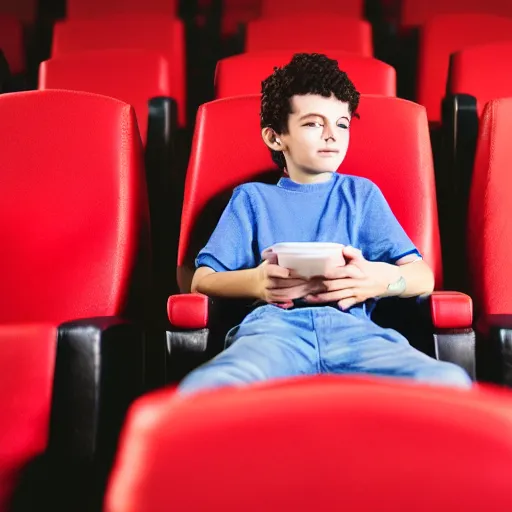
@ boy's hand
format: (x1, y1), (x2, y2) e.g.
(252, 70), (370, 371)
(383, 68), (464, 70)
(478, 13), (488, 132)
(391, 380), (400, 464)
(304, 246), (401, 310)
(257, 252), (321, 309)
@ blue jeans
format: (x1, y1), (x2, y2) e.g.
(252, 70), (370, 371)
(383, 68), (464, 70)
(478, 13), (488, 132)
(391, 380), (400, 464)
(178, 305), (472, 395)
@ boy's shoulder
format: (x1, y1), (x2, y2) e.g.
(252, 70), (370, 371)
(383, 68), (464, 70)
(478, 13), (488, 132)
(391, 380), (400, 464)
(336, 173), (381, 195)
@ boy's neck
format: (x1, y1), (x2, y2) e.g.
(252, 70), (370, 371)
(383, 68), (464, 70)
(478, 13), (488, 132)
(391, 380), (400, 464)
(285, 168), (334, 184)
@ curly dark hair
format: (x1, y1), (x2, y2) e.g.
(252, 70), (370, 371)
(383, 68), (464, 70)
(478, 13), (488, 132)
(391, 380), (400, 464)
(260, 53), (360, 169)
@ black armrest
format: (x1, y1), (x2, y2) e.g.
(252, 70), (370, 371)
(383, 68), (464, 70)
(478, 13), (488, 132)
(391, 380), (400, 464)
(49, 317), (145, 463)
(477, 314), (512, 387)
(13, 317), (147, 512)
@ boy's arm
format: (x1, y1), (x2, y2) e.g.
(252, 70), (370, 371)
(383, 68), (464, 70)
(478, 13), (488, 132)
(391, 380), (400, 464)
(393, 254), (434, 298)
(191, 266), (261, 299)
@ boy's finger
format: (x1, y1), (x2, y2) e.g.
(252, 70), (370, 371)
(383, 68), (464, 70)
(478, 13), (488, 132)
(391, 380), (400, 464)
(266, 264), (291, 278)
(267, 277), (308, 289)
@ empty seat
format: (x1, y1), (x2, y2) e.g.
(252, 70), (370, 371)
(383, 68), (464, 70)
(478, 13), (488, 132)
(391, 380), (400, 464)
(0, 14), (24, 74)
(245, 16), (373, 56)
(417, 13), (512, 125)
(215, 51), (396, 98)
(260, 0), (363, 18)
(402, 0), (512, 28)
(442, 41), (512, 198)
(166, 95), (474, 380)
(66, 0), (177, 18)
(39, 49), (172, 143)
(105, 375), (512, 512)
(52, 14), (186, 126)
(468, 98), (512, 385)
(0, 90), (150, 482)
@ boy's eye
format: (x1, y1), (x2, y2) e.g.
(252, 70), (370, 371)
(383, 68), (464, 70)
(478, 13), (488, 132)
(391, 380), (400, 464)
(304, 122), (322, 127)
(338, 123), (349, 129)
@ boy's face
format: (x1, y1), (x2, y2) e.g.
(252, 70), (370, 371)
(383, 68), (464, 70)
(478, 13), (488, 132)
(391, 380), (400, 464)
(277, 94), (351, 178)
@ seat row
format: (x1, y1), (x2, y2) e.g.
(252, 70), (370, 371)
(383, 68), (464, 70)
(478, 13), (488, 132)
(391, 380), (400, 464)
(2, 81), (512, 511)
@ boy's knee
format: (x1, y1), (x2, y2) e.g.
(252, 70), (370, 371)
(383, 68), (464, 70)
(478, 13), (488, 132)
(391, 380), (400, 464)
(415, 362), (473, 389)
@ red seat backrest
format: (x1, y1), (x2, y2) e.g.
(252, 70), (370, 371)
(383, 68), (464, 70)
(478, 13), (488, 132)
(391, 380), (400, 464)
(402, 0), (512, 28)
(66, 0), (177, 18)
(450, 41), (512, 117)
(105, 375), (512, 512)
(245, 16), (373, 56)
(417, 13), (512, 125)
(220, 0), (260, 36)
(0, 324), (56, 510)
(0, 90), (150, 324)
(39, 49), (172, 143)
(215, 51), (396, 99)
(468, 98), (512, 323)
(51, 15), (186, 127)
(0, 14), (24, 74)
(260, 0), (363, 18)
(177, 95), (442, 292)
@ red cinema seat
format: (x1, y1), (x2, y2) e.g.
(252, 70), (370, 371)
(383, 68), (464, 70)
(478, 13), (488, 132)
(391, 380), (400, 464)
(401, 0), (512, 28)
(39, 49), (172, 144)
(245, 16), (373, 56)
(468, 98), (512, 386)
(0, 90), (151, 486)
(0, 14), (24, 74)
(38, 49), (179, 302)
(417, 13), (512, 125)
(166, 94), (474, 380)
(442, 41), (512, 200)
(260, 0), (363, 18)
(66, 0), (177, 18)
(52, 14), (186, 127)
(215, 51), (396, 99)
(105, 375), (512, 512)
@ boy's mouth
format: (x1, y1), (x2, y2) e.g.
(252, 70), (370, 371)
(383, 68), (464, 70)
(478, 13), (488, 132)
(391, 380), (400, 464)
(317, 149), (339, 155)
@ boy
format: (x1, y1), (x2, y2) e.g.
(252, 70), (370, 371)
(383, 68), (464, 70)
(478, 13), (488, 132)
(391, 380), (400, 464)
(178, 53), (472, 395)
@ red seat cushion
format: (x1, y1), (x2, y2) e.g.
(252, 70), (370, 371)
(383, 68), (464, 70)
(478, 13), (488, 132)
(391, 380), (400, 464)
(39, 49), (172, 143)
(468, 98), (512, 323)
(401, 0), (512, 28)
(417, 13), (512, 124)
(450, 41), (512, 117)
(0, 14), (24, 74)
(260, 0), (363, 18)
(0, 324), (56, 510)
(178, 95), (442, 292)
(0, 90), (149, 324)
(66, 0), (177, 18)
(215, 51), (396, 99)
(245, 16), (373, 56)
(52, 15), (186, 127)
(105, 375), (512, 512)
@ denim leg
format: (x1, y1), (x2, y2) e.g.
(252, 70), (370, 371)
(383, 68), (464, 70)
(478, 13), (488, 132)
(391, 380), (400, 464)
(315, 308), (473, 389)
(177, 305), (320, 396)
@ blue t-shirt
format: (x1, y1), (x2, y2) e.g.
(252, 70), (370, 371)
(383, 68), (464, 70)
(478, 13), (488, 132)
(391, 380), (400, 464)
(196, 173), (421, 316)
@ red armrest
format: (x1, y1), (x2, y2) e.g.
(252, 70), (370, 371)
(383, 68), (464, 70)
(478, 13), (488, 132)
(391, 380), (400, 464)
(430, 291), (473, 329)
(167, 293), (209, 329)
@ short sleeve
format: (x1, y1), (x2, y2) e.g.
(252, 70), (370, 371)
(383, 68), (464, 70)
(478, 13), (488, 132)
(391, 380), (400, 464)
(357, 182), (421, 264)
(195, 187), (257, 272)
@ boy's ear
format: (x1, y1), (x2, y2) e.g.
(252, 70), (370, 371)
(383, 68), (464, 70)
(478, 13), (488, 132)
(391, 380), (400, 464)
(261, 127), (284, 151)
